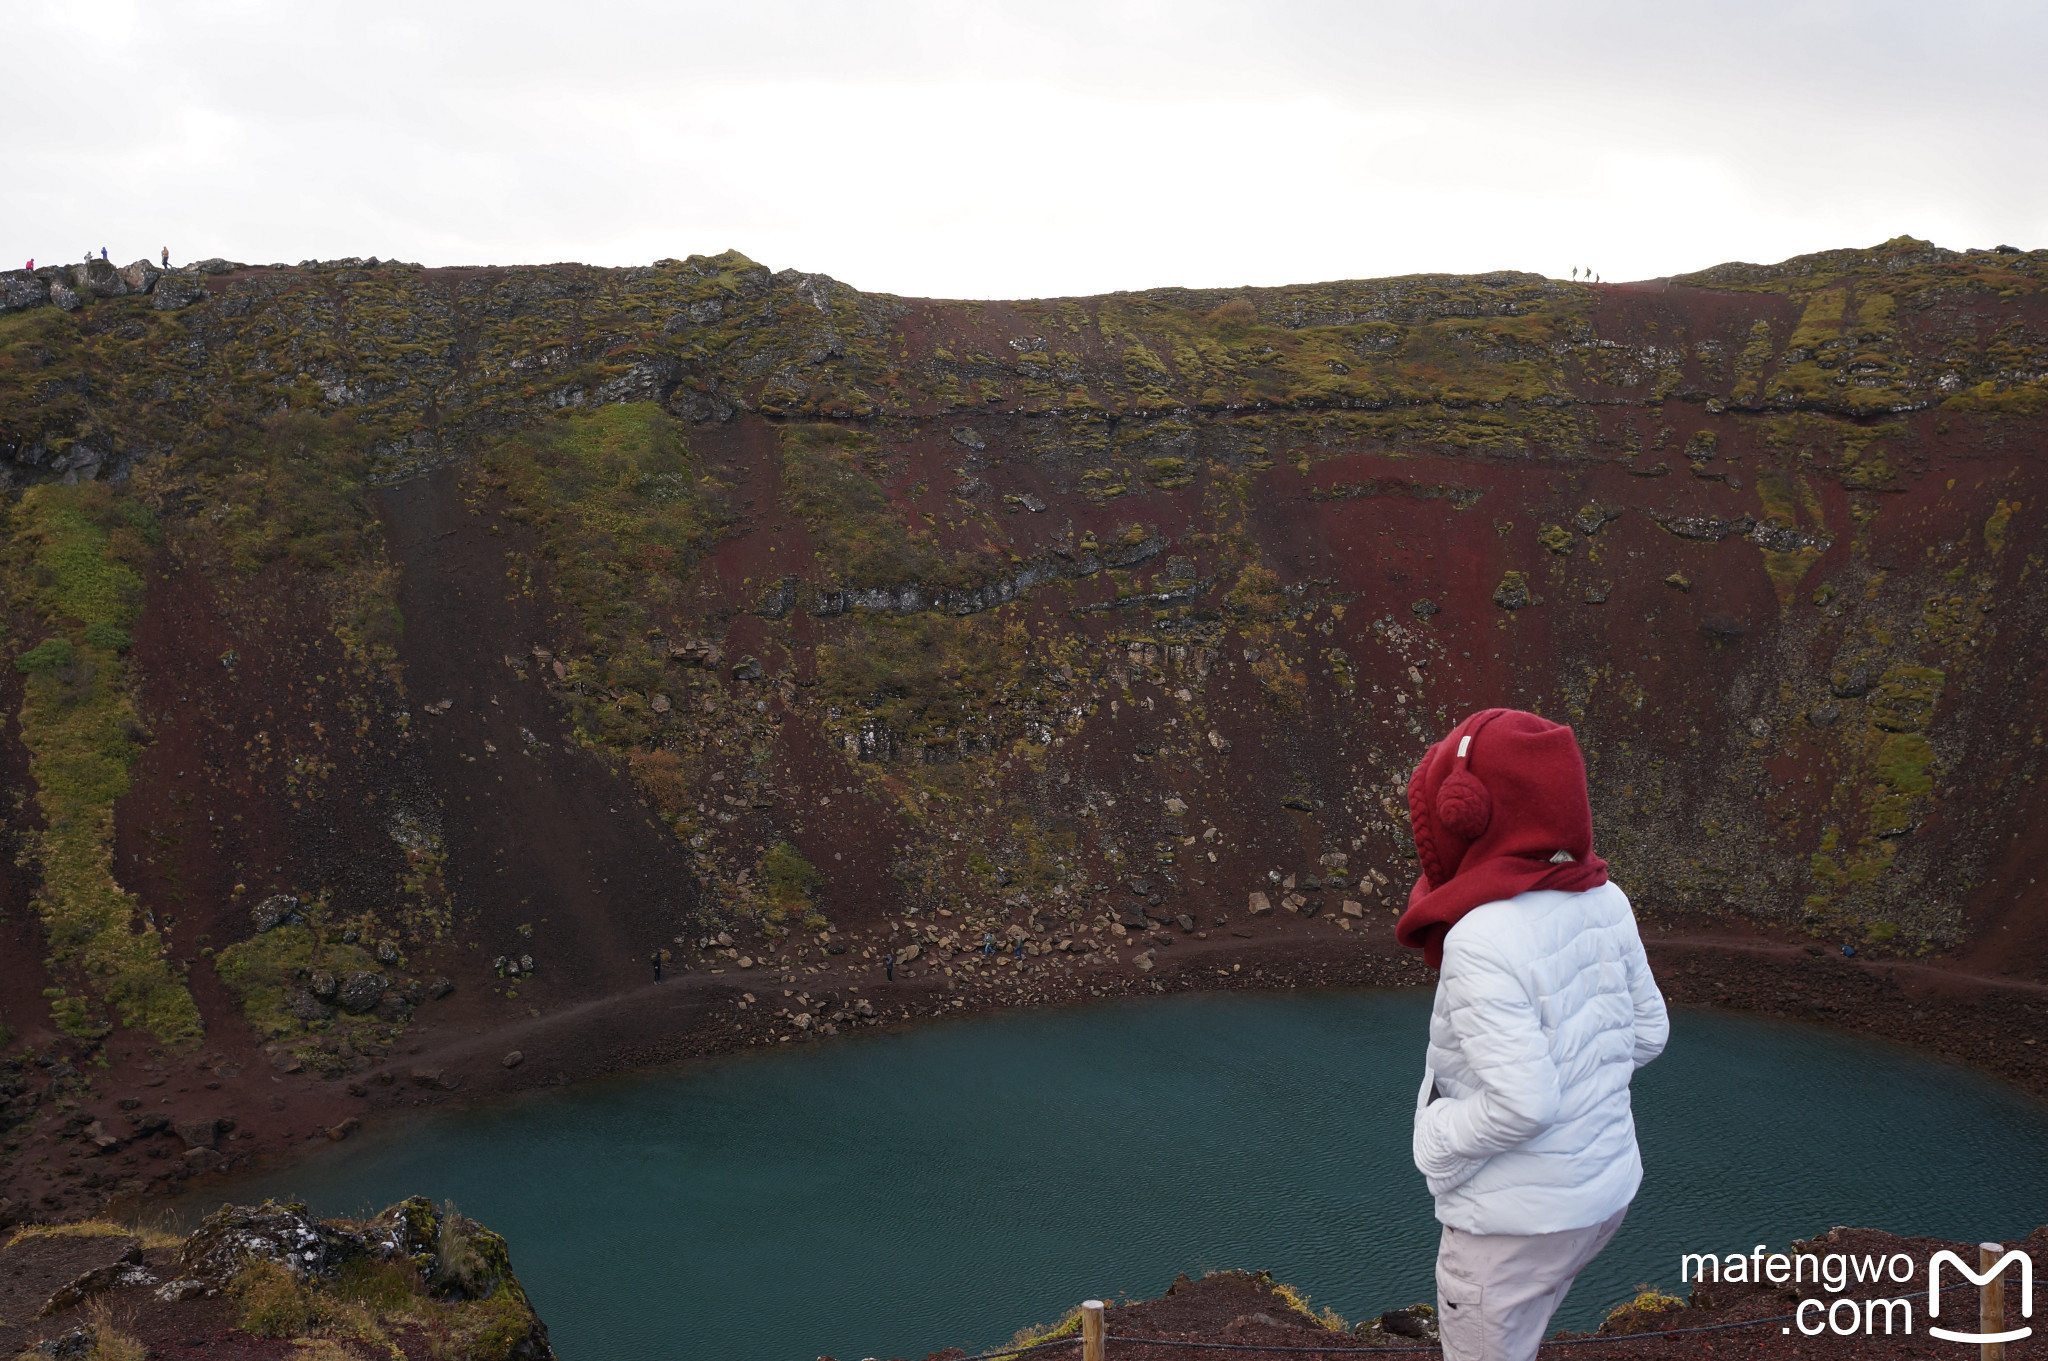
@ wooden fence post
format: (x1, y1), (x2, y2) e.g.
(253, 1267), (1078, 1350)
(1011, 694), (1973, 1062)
(1081, 1299), (1105, 1361)
(1980, 1242), (2006, 1361)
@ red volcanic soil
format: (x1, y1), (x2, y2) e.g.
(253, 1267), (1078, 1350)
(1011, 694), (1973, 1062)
(884, 1227), (2047, 1361)
(4, 433), (2046, 1227)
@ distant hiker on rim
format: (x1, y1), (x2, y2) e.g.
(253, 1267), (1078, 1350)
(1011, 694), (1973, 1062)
(161, 246), (169, 268)
(884, 952), (895, 981)
(1397, 708), (1668, 1361)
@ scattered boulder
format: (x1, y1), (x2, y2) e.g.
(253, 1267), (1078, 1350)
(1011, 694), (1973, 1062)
(1830, 656), (1878, 699)
(427, 976), (454, 1000)
(117, 259), (161, 292)
(25, 1326), (95, 1357)
(1573, 504), (1623, 536)
(1376, 1307), (1437, 1340)
(150, 272), (207, 310)
(1248, 891), (1273, 916)
(179, 1200), (342, 1286)
(1342, 900), (1364, 917)
(502, 1051), (523, 1069)
(1208, 730), (1232, 753)
(336, 971), (388, 1013)
(288, 990), (333, 1024)
(251, 894), (303, 933)
(174, 1117), (220, 1150)
(326, 1118), (360, 1142)
(669, 639), (723, 667)
(35, 1240), (145, 1317)
(950, 426), (987, 450)
(154, 1278), (213, 1302)
(49, 280), (82, 311)
(1492, 571), (1531, 610)
(1664, 572), (1691, 592)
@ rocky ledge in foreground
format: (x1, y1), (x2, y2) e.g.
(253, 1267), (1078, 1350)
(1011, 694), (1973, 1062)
(894, 1225), (2047, 1361)
(0, 1197), (552, 1360)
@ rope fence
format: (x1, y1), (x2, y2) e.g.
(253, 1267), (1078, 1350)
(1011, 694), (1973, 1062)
(926, 1244), (2026, 1361)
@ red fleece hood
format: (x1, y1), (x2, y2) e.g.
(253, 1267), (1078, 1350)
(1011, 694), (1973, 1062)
(1395, 708), (1608, 970)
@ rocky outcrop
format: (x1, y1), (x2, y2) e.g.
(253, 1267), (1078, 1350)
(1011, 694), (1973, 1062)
(0, 271), (49, 313)
(0, 1199), (552, 1359)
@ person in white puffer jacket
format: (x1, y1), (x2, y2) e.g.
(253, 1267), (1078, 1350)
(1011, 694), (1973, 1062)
(1396, 708), (1669, 1361)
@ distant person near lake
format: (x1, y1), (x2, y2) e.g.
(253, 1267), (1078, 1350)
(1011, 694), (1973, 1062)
(1397, 708), (1669, 1361)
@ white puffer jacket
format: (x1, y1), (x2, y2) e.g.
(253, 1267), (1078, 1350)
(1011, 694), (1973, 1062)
(1412, 880), (1668, 1236)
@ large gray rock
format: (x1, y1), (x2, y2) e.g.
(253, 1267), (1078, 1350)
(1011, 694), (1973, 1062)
(70, 259), (128, 298)
(151, 273), (207, 310)
(117, 259), (160, 293)
(186, 257), (242, 275)
(0, 272), (49, 313)
(335, 971), (388, 1013)
(251, 894), (303, 932)
(48, 281), (81, 312)
(178, 1200), (355, 1286)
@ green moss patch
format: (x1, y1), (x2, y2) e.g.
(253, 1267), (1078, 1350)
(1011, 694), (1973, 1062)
(3, 483), (200, 1046)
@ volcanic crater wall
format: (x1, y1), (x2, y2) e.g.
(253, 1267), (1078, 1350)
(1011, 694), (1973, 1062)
(2, 236), (2047, 1084)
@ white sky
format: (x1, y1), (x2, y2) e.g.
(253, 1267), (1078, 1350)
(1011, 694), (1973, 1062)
(7, 0), (2044, 299)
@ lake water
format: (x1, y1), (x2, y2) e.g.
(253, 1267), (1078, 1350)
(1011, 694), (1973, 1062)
(187, 992), (2048, 1361)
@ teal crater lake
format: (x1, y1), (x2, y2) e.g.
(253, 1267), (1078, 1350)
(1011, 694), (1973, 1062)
(192, 992), (2048, 1361)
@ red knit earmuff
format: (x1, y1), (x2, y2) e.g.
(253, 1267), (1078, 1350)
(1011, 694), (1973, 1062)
(1435, 731), (1493, 840)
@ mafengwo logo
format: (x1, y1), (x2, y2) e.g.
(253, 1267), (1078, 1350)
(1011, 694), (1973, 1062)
(1680, 1244), (2033, 1342)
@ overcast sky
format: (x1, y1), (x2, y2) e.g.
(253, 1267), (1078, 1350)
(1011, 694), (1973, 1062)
(8, 0), (2043, 298)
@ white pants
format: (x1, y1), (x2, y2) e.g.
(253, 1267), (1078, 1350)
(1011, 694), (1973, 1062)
(1435, 1207), (1627, 1361)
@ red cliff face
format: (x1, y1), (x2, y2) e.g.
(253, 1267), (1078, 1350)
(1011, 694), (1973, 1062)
(1, 236), (2045, 1216)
